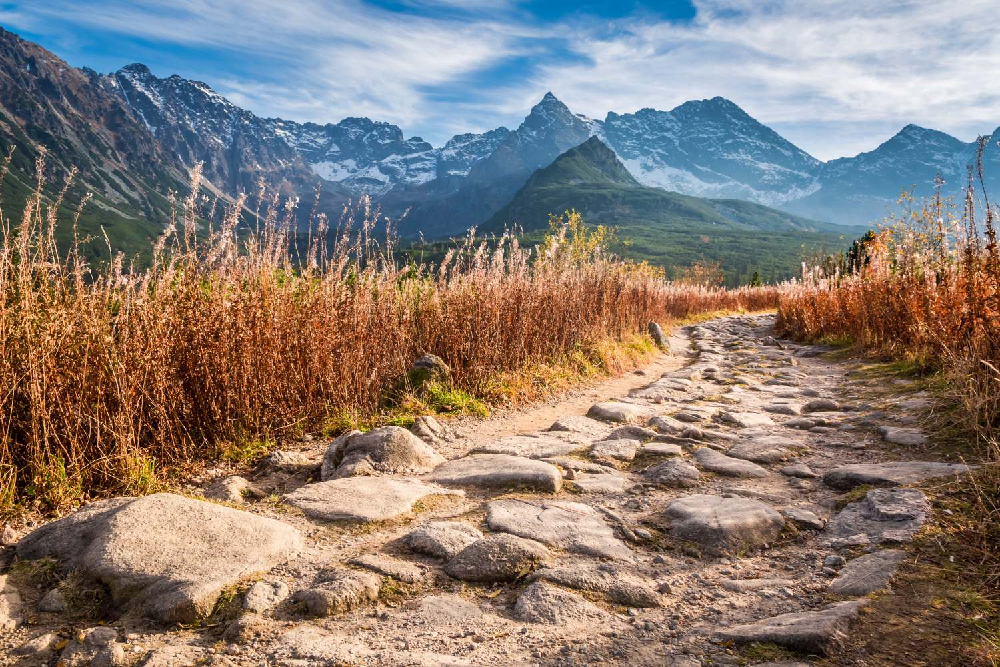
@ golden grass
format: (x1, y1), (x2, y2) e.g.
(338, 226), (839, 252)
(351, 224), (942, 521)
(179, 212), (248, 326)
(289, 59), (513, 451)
(0, 159), (781, 515)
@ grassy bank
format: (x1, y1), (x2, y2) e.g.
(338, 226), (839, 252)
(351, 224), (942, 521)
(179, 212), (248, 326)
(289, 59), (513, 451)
(0, 160), (781, 515)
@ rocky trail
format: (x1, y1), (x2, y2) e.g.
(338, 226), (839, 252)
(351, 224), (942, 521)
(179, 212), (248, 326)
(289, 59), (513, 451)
(0, 314), (977, 667)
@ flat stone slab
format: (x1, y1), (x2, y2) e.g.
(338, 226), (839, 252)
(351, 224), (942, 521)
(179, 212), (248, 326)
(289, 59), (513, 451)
(572, 473), (628, 494)
(716, 600), (866, 655)
(590, 438), (640, 462)
(718, 411), (776, 428)
(727, 436), (801, 464)
(533, 563), (661, 607)
(823, 461), (972, 490)
(644, 459), (703, 488)
(16, 493), (303, 623)
(722, 578), (795, 592)
(692, 447), (770, 478)
(879, 426), (928, 446)
(486, 499), (632, 560)
(587, 401), (648, 423)
(665, 494), (785, 556)
(471, 434), (579, 459)
(350, 554), (425, 584)
(541, 457), (617, 474)
(642, 442), (683, 457)
(284, 477), (462, 522)
(549, 415), (614, 438)
(427, 454), (562, 492)
(829, 550), (907, 596)
(825, 488), (929, 547)
(514, 581), (607, 625)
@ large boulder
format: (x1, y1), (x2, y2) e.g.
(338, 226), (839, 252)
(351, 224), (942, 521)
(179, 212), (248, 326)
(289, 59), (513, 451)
(284, 477), (461, 523)
(321, 426), (444, 480)
(15, 494), (302, 623)
(485, 499), (632, 560)
(664, 494), (785, 556)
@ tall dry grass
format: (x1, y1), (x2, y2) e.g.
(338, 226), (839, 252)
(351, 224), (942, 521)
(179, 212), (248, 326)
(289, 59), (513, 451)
(0, 160), (780, 514)
(776, 141), (1000, 603)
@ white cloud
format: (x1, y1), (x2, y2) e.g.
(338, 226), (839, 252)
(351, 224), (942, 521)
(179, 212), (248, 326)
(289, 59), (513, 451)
(6, 0), (1000, 159)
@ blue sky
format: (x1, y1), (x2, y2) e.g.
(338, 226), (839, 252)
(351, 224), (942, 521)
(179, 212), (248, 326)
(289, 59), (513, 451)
(3, 0), (999, 160)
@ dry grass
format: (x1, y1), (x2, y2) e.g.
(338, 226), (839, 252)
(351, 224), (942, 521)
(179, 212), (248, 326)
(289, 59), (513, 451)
(0, 159), (781, 515)
(776, 141), (1000, 662)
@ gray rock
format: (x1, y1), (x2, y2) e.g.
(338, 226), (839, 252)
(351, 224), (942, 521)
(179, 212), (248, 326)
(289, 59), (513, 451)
(672, 411), (706, 423)
(260, 449), (320, 474)
(16, 494), (302, 624)
(322, 426), (444, 479)
(243, 580), (290, 613)
(38, 587), (66, 613)
(0, 579), (21, 629)
(644, 459), (703, 488)
(284, 477), (461, 523)
(350, 554), (425, 584)
(718, 411), (775, 428)
(722, 578), (795, 592)
(293, 569), (381, 616)
(408, 353), (451, 388)
(204, 476), (263, 504)
(444, 534), (550, 582)
(607, 425), (659, 441)
(410, 415), (447, 444)
(783, 417), (816, 430)
(514, 581), (607, 625)
(11, 632), (60, 659)
(716, 600), (866, 655)
(485, 498), (632, 560)
(223, 614), (274, 643)
(780, 463), (818, 478)
(541, 457), (617, 474)
(641, 442), (683, 457)
(692, 447), (770, 478)
(822, 461), (973, 490)
(648, 322), (670, 350)
(648, 415), (688, 434)
(587, 401), (648, 423)
(548, 415), (613, 437)
(590, 438), (641, 462)
(803, 398), (841, 412)
(829, 550), (907, 596)
(403, 521), (483, 560)
(782, 508), (826, 530)
(879, 426), (928, 446)
(825, 488), (929, 547)
(665, 494), (785, 556)
(571, 473), (628, 494)
(765, 403), (802, 416)
(427, 454), (562, 493)
(532, 563), (661, 607)
(54, 626), (119, 667)
(727, 436), (800, 464)
(472, 434), (578, 459)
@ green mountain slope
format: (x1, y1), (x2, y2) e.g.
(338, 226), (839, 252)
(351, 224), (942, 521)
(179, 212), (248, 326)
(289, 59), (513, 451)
(484, 137), (865, 284)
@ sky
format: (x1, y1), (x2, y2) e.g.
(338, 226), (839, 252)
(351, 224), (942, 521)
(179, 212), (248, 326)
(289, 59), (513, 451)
(3, 0), (1000, 161)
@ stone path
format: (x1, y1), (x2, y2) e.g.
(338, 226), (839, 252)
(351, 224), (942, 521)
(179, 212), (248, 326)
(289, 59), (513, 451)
(0, 314), (977, 666)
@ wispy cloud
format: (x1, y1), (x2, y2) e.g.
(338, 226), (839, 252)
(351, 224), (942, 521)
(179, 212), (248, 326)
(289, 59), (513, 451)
(5, 0), (1000, 159)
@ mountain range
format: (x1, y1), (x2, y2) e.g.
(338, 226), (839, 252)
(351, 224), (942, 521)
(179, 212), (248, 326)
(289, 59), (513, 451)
(0, 26), (995, 266)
